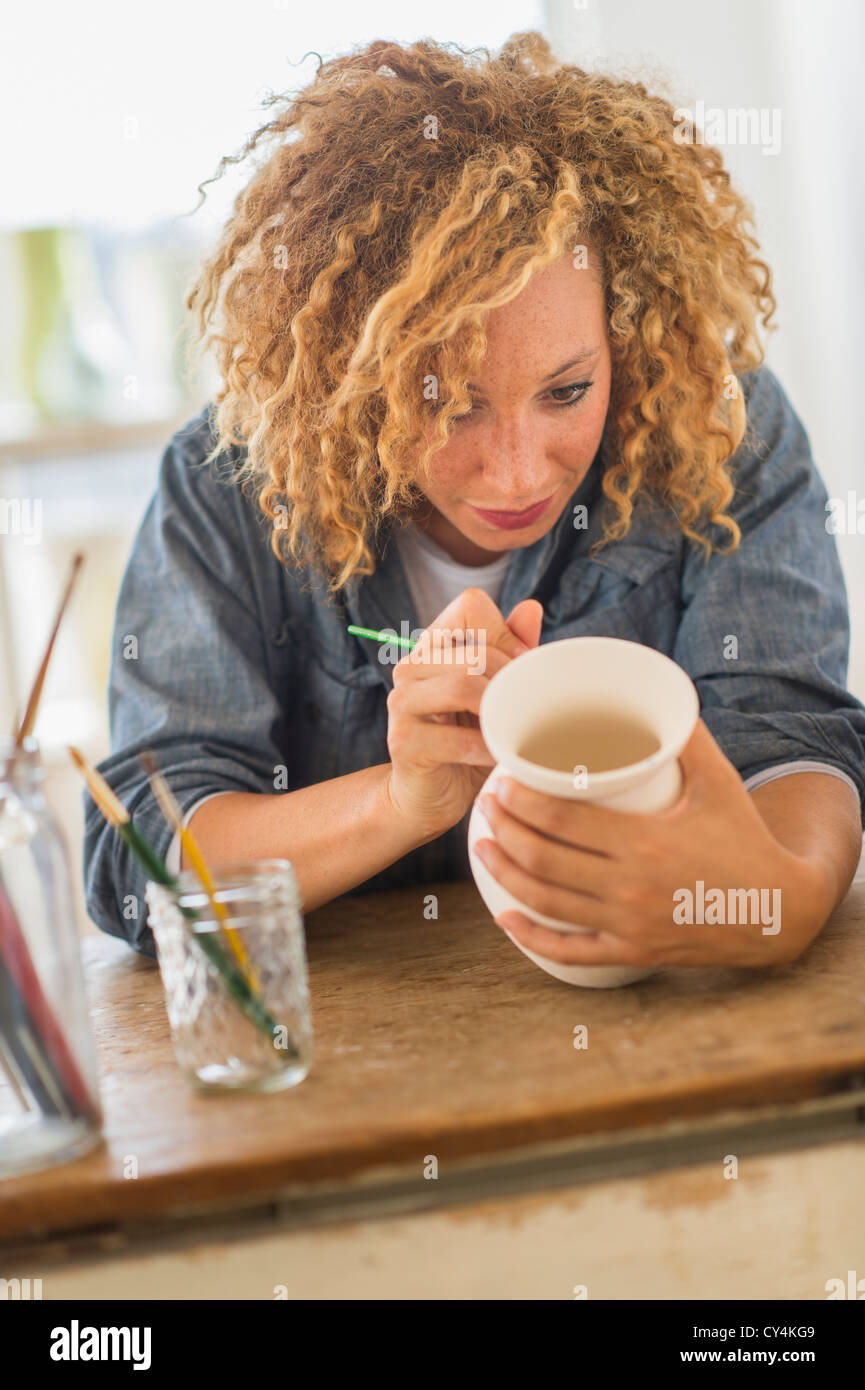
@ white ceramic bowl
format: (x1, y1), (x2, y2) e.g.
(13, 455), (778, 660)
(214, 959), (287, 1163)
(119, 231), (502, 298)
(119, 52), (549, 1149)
(467, 636), (699, 988)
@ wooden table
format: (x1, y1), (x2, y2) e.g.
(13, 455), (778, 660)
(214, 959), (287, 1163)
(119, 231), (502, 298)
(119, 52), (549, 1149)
(2, 851), (865, 1299)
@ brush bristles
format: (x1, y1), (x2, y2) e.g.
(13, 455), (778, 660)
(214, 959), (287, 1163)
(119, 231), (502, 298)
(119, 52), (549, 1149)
(68, 746), (129, 827)
(139, 755), (184, 836)
(151, 773), (183, 835)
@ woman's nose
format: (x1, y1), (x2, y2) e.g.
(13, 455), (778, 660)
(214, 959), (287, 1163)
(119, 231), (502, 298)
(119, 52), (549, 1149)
(479, 450), (548, 501)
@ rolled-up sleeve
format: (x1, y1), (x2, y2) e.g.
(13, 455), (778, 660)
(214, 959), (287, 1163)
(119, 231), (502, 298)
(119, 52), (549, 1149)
(82, 416), (290, 955)
(672, 365), (865, 829)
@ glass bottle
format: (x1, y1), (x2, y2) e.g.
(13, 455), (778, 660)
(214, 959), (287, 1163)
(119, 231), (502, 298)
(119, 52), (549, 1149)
(0, 735), (102, 1176)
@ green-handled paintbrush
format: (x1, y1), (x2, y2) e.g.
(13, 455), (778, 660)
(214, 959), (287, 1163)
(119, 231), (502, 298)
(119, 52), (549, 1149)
(347, 625), (418, 650)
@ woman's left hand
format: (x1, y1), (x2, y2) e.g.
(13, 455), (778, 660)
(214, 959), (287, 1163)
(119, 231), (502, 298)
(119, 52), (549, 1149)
(473, 718), (830, 968)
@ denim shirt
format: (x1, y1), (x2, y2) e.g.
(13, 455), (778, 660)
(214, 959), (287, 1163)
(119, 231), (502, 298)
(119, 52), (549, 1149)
(83, 365), (865, 955)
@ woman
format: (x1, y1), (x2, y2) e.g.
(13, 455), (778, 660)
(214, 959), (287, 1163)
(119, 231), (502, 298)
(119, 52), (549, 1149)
(84, 32), (865, 973)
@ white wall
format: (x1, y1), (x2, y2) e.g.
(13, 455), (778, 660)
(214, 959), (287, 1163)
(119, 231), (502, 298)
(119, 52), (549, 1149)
(0, 0), (543, 232)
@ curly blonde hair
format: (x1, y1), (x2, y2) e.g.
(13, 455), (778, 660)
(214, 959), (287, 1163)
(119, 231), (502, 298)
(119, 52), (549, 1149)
(184, 30), (776, 593)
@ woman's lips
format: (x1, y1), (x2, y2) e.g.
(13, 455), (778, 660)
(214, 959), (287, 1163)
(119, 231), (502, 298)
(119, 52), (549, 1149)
(469, 493), (555, 530)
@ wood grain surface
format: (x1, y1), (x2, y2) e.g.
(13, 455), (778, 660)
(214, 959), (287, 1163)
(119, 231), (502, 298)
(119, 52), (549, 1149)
(2, 849), (864, 1245)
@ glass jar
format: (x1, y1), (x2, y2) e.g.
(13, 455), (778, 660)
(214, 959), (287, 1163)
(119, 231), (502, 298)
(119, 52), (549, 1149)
(146, 859), (313, 1092)
(0, 735), (103, 1177)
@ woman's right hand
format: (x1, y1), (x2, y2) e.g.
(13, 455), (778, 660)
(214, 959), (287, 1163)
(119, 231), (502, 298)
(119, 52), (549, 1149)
(385, 588), (544, 841)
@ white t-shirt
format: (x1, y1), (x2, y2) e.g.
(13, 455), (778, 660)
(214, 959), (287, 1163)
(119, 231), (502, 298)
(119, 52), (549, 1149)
(393, 517), (512, 629)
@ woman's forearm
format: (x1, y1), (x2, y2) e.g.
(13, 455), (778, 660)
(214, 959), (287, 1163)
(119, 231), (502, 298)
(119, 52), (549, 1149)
(184, 764), (433, 913)
(748, 771), (863, 916)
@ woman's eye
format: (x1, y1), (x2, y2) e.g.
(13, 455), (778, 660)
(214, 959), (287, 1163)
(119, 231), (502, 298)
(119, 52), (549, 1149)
(549, 381), (593, 406)
(449, 380), (593, 423)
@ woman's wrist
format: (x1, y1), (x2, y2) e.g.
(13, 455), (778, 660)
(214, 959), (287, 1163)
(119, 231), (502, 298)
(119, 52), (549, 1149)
(382, 766), (456, 847)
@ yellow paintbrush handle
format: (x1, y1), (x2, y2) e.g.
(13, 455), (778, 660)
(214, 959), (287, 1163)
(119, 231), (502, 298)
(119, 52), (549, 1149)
(179, 829), (261, 993)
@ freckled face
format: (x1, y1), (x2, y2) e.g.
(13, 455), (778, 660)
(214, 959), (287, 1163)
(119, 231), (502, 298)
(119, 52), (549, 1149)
(410, 250), (612, 566)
